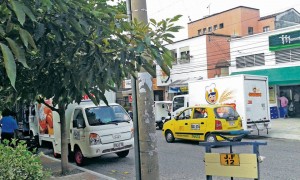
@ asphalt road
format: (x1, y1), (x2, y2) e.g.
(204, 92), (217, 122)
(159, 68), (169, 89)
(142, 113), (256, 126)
(42, 131), (300, 180)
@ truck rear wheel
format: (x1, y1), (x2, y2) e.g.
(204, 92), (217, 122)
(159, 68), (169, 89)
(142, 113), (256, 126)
(116, 150), (129, 158)
(53, 152), (61, 158)
(74, 147), (85, 166)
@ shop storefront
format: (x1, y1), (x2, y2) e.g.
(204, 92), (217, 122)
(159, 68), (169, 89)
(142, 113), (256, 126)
(232, 65), (300, 118)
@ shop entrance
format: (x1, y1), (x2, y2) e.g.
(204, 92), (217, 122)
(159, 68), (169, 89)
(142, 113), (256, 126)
(279, 85), (300, 118)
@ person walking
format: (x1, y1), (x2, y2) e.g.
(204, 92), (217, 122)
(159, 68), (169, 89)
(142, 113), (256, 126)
(0, 109), (19, 144)
(279, 93), (289, 118)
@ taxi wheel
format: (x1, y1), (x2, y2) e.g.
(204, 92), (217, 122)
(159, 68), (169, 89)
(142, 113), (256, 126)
(205, 134), (217, 143)
(165, 130), (175, 143)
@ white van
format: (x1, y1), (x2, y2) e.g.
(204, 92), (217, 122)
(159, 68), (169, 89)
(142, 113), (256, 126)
(30, 100), (134, 166)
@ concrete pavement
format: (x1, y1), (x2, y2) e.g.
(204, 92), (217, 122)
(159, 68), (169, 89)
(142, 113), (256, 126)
(268, 117), (300, 140)
(41, 155), (116, 180)
(41, 117), (300, 180)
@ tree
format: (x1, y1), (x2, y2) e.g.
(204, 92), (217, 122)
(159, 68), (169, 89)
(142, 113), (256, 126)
(0, 0), (182, 174)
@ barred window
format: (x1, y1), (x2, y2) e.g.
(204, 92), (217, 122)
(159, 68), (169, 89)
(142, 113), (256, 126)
(275, 48), (300, 64)
(236, 53), (265, 68)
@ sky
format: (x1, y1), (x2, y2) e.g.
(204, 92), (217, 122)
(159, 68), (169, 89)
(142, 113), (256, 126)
(146, 0), (300, 41)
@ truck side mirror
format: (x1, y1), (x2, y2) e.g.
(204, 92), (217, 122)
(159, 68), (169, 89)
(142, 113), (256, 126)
(73, 118), (86, 129)
(77, 118), (86, 129)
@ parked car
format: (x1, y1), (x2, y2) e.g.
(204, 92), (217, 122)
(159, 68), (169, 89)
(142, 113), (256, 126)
(162, 105), (243, 143)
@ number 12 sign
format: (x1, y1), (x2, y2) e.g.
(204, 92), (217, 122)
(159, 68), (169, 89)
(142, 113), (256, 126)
(220, 153), (240, 166)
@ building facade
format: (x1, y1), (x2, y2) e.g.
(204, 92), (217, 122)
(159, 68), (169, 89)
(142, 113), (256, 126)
(230, 24), (300, 118)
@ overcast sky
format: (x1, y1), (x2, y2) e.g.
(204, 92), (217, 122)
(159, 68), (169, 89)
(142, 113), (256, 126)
(146, 0), (300, 41)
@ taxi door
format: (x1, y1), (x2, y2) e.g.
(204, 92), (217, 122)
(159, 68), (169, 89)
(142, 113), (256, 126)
(189, 107), (208, 141)
(174, 108), (192, 140)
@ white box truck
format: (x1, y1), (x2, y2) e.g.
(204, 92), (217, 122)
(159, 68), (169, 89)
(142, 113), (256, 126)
(171, 74), (271, 134)
(29, 92), (134, 166)
(154, 101), (172, 129)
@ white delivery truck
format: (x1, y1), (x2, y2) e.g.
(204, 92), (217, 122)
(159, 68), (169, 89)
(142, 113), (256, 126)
(29, 92), (134, 166)
(154, 101), (172, 129)
(171, 74), (271, 135)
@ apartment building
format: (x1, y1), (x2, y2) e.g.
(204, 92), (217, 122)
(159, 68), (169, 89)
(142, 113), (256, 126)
(188, 6), (300, 37)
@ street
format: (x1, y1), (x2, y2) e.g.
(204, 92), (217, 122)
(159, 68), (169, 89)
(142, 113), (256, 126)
(42, 130), (300, 180)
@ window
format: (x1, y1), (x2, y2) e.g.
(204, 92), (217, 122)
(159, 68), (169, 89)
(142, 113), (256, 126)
(171, 49), (177, 65)
(219, 23), (224, 29)
(203, 28), (207, 34)
(208, 26), (212, 32)
(263, 26), (270, 32)
(214, 25), (218, 31)
(178, 108), (192, 120)
(173, 96), (185, 112)
(179, 46), (190, 64)
(236, 53), (265, 68)
(73, 109), (85, 128)
(248, 27), (254, 35)
(193, 108), (208, 119)
(275, 48), (300, 64)
(198, 29), (202, 35)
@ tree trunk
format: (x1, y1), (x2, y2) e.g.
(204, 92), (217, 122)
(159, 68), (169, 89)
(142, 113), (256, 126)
(58, 104), (69, 174)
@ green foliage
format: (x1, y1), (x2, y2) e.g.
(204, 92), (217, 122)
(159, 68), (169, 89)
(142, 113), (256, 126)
(0, 140), (50, 180)
(0, 0), (183, 109)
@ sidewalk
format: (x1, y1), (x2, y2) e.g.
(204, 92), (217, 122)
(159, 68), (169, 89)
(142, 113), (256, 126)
(267, 117), (300, 140)
(41, 155), (116, 180)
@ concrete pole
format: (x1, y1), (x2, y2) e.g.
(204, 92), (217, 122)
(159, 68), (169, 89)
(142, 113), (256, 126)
(131, 0), (160, 179)
(126, 0), (141, 179)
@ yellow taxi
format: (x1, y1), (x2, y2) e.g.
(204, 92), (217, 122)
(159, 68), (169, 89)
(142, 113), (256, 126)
(162, 105), (243, 143)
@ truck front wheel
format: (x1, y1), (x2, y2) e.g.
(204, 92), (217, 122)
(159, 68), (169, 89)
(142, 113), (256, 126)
(116, 150), (129, 158)
(74, 147), (85, 166)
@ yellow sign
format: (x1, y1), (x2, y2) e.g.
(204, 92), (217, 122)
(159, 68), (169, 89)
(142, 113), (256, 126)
(205, 153), (258, 178)
(220, 153), (240, 166)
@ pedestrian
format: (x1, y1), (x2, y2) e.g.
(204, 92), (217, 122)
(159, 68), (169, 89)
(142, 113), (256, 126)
(279, 93), (289, 118)
(0, 108), (19, 145)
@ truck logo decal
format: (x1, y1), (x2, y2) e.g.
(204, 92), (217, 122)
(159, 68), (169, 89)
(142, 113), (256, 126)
(113, 134), (121, 139)
(205, 83), (218, 104)
(73, 130), (80, 140)
(248, 87), (262, 97)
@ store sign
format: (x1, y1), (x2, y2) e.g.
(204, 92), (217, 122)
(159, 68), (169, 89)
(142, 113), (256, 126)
(168, 86), (188, 93)
(124, 79), (131, 88)
(269, 30), (300, 51)
(157, 69), (171, 86)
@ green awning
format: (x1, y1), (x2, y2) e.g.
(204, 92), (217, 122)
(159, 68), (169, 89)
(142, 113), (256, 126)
(231, 66), (300, 85)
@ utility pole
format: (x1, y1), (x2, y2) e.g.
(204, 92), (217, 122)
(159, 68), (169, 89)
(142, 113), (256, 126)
(130, 0), (160, 179)
(126, 0), (141, 179)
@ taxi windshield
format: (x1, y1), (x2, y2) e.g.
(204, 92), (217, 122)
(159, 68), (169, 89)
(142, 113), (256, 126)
(214, 106), (239, 120)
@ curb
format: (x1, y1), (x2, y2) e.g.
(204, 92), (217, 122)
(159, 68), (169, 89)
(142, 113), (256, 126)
(42, 154), (117, 180)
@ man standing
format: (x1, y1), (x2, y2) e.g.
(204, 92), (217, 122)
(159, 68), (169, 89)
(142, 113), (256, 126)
(0, 109), (19, 144)
(279, 93), (289, 118)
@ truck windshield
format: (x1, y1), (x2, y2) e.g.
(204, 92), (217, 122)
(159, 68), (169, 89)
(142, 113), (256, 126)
(85, 105), (131, 126)
(214, 106), (240, 120)
(173, 97), (185, 112)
